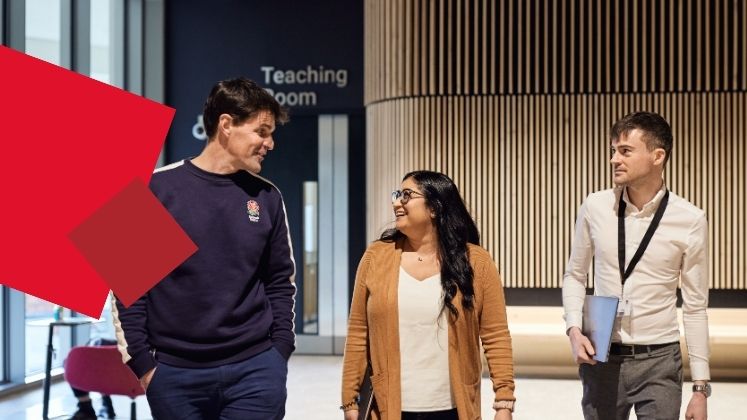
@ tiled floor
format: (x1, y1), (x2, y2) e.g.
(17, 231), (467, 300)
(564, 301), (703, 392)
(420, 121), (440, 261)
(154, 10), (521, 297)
(1, 355), (745, 419)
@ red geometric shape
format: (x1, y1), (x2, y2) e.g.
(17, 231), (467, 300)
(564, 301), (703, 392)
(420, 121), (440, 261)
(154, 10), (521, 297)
(0, 45), (176, 316)
(68, 179), (198, 307)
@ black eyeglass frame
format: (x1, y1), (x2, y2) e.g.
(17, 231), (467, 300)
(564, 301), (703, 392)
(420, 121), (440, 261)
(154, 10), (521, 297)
(391, 188), (425, 204)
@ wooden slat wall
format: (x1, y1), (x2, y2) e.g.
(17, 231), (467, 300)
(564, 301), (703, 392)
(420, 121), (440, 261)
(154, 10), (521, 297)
(365, 0), (747, 290)
(365, 0), (747, 103)
(366, 93), (747, 289)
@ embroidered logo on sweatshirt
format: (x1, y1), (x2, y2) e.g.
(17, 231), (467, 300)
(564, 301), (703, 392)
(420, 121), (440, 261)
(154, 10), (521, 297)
(247, 200), (260, 222)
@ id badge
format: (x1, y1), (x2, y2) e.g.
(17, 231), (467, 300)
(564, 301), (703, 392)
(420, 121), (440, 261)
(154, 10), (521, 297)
(617, 298), (633, 317)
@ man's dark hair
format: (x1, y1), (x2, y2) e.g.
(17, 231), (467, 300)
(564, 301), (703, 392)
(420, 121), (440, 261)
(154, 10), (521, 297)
(202, 77), (289, 140)
(610, 111), (673, 164)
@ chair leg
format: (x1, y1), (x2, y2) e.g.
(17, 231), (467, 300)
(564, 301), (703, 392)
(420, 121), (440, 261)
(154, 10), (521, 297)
(131, 399), (137, 420)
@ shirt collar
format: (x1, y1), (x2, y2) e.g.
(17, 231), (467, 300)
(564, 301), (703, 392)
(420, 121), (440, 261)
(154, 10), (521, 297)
(615, 180), (667, 215)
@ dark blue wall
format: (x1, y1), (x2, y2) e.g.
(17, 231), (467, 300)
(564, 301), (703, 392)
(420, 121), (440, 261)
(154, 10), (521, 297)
(164, 0), (366, 333)
(164, 0), (364, 161)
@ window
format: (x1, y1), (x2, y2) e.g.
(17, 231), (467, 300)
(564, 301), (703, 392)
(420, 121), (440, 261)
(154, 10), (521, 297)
(90, 0), (114, 83)
(0, 0), (136, 386)
(0, 287), (5, 381)
(25, 0), (62, 65)
(24, 295), (71, 376)
(90, 294), (115, 342)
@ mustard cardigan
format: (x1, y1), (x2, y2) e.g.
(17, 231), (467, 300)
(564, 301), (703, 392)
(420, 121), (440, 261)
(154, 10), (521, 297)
(341, 239), (515, 419)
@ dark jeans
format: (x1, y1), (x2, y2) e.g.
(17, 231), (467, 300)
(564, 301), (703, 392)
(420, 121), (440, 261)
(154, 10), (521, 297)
(146, 347), (288, 420)
(401, 408), (459, 420)
(579, 342), (683, 420)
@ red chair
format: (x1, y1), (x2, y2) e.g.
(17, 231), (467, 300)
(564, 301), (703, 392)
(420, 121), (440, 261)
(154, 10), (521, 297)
(64, 345), (146, 420)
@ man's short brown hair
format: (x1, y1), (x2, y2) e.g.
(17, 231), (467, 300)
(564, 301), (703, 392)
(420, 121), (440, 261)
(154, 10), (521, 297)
(611, 111), (673, 164)
(202, 78), (289, 140)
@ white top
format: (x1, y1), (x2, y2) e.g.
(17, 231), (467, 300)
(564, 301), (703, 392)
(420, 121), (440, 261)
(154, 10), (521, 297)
(398, 267), (454, 411)
(562, 185), (711, 380)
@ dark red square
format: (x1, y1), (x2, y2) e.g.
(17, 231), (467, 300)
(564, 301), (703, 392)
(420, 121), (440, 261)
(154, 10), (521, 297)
(69, 178), (198, 307)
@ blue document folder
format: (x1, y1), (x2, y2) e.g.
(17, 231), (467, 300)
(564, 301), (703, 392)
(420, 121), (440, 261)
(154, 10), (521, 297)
(582, 295), (619, 363)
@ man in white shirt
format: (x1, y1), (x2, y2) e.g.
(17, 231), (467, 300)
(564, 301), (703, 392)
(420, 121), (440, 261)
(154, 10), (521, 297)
(562, 112), (710, 420)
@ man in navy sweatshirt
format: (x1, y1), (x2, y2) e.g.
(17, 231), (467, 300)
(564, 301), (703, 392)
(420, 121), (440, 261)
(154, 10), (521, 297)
(113, 78), (296, 419)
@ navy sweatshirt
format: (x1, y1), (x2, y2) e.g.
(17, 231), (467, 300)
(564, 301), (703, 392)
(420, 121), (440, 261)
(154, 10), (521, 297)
(113, 159), (296, 378)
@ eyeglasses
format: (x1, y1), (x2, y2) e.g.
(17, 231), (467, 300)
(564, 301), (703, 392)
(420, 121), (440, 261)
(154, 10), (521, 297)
(391, 188), (425, 204)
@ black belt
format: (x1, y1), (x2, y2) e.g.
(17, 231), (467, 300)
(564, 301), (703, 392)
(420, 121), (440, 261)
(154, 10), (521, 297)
(609, 342), (678, 356)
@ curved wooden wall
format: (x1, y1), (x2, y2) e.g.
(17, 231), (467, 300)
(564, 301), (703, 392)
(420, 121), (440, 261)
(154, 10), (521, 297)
(366, 0), (746, 100)
(365, 0), (747, 290)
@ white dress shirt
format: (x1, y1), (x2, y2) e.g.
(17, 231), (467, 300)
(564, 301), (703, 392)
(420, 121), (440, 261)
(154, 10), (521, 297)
(562, 184), (711, 380)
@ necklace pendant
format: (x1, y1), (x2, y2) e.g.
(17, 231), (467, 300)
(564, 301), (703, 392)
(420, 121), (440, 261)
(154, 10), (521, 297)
(417, 256), (423, 261)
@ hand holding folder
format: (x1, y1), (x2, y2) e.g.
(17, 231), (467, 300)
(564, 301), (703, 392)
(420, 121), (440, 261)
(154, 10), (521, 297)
(582, 295), (619, 363)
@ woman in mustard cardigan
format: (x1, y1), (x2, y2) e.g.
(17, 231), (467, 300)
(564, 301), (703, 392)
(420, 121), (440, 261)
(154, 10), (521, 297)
(341, 171), (515, 420)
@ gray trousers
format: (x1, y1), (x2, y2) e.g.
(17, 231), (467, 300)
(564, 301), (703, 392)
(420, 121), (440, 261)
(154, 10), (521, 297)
(579, 343), (683, 420)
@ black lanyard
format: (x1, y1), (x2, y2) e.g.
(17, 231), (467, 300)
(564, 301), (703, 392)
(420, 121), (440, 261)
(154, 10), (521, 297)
(618, 189), (669, 285)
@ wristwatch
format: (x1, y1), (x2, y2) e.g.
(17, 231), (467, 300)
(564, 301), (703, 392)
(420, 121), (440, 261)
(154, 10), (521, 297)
(692, 382), (711, 397)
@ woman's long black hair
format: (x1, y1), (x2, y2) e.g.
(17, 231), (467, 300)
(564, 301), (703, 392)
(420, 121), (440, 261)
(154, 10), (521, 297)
(380, 170), (480, 317)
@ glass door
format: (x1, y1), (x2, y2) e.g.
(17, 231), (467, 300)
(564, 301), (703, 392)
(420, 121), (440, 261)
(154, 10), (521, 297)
(294, 114), (349, 354)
